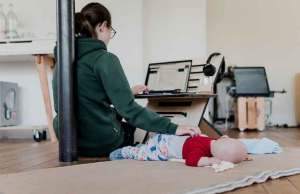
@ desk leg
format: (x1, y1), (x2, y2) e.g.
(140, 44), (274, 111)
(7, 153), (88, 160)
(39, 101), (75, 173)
(35, 55), (58, 143)
(199, 118), (223, 139)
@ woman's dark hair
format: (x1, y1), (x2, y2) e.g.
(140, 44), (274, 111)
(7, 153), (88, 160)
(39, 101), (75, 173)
(75, 2), (111, 38)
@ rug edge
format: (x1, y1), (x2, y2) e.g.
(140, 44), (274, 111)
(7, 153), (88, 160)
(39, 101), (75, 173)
(180, 168), (300, 194)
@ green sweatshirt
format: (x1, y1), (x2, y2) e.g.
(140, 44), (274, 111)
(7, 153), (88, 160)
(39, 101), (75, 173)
(52, 37), (178, 157)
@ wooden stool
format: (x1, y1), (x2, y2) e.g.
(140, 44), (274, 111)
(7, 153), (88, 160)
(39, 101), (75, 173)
(236, 97), (265, 131)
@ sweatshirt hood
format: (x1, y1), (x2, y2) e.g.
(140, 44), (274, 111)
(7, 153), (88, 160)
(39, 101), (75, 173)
(76, 37), (107, 59)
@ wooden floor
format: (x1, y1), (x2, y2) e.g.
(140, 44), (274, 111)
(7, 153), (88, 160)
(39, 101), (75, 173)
(0, 128), (300, 194)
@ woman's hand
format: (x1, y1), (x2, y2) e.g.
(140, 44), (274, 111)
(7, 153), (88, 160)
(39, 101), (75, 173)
(175, 125), (201, 137)
(131, 85), (149, 95)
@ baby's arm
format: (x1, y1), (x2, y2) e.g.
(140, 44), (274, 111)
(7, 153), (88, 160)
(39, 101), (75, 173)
(197, 157), (221, 167)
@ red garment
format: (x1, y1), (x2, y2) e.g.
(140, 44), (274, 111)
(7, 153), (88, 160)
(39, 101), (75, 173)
(182, 136), (214, 167)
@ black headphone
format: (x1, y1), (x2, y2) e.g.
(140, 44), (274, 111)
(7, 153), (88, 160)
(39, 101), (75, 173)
(202, 52), (221, 77)
(194, 53), (221, 77)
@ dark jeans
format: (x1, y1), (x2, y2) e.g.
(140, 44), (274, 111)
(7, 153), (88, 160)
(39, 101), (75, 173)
(78, 121), (136, 158)
(120, 121), (136, 147)
(116, 112), (137, 147)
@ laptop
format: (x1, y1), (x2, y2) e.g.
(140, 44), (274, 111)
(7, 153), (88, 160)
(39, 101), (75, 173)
(135, 60), (192, 98)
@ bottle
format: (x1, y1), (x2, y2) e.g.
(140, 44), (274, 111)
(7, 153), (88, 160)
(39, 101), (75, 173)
(6, 3), (19, 39)
(0, 4), (6, 39)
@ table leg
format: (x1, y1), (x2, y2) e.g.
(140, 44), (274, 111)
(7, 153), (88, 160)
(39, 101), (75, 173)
(35, 55), (58, 143)
(199, 118), (223, 139)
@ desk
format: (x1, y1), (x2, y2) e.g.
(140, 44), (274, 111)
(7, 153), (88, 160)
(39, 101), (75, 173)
(0, 39), (57, 142)
(136, 93), (223, 141)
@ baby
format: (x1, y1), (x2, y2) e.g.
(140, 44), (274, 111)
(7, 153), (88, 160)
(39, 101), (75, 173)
(109, 134), (249, 167)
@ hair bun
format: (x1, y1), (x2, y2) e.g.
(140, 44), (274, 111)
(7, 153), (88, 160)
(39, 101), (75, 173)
(75, 12), (95, 37)
(75, 3), (112, 38)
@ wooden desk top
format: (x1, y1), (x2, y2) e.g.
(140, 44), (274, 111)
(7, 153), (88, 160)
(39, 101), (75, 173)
(135, 92), (216, 100)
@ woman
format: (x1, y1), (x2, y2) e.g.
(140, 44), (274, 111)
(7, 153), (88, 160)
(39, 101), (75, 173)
(53, 2), (200, 157)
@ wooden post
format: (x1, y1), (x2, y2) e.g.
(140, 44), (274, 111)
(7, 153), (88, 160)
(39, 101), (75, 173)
(236, 98), (247, 131)
(247, 98), (257, 129)
(256, 98), (265, 131)
(236, 97), (265, 131)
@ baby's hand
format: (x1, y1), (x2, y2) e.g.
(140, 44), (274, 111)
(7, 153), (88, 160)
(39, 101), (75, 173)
(198, 157), (221, 167)
(208, 157), (222, 165)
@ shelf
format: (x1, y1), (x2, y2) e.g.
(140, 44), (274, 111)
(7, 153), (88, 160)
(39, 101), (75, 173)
(0, 38), (56, 62)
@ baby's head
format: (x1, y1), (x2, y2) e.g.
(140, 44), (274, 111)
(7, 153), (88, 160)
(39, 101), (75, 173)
(211, 136), (248, 164)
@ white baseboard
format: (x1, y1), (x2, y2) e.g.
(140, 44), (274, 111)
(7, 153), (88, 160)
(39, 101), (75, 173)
(0, 125), (48, 139)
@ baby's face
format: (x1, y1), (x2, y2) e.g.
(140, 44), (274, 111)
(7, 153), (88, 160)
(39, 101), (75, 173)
(211, 136), (248, 163)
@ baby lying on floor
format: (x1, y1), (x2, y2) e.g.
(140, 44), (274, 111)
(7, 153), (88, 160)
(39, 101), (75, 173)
(109, 134), (250, 167)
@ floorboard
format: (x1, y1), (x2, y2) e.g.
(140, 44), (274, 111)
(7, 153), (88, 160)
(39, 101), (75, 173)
(288, 175), (300, 192)
(0, 128), (299, 194)
(263, 179), (300, 194)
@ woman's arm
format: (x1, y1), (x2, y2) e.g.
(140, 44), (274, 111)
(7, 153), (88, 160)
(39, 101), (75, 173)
(94, 53), (178, 134)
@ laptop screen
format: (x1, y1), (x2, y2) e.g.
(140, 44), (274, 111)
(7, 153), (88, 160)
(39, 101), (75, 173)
(145, 60), (192, 92)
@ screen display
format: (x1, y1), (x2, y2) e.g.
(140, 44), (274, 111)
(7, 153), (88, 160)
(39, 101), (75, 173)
(233, 67), (270, 96)
(145, 60), (192, 92)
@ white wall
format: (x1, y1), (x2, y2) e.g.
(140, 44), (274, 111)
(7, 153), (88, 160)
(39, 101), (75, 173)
(0, 0), (144, 127)
(5, 0), (297, 128)
(143, 0), (207, 70)
(0, 0), (208, 127)
(0, 0), (56, 39)
(0, 62), (51, 126)
(207, 0), (300, 126)
(0, 0), (56, 126)
(76, 0), (144, 85)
